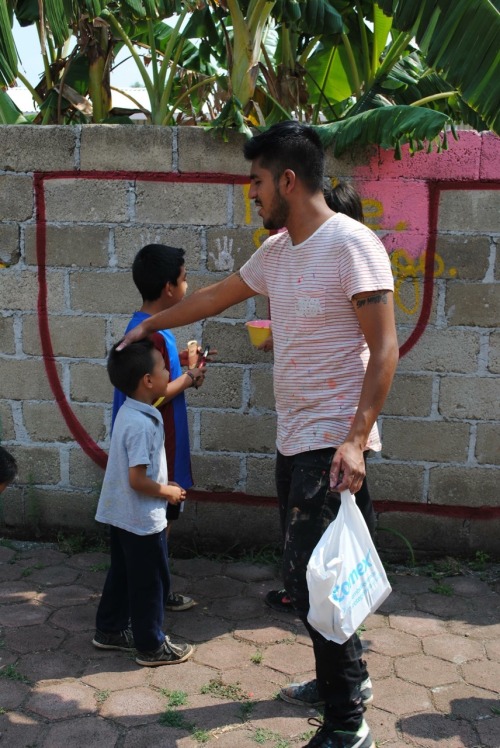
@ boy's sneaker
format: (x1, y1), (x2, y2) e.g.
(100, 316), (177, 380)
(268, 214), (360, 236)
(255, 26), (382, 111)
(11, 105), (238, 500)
(135, 635), (194, 667)
(165, 592), (195, 612)
(302, 718), (374, 748)
(92, 627), (135, 651)
(265, 588), (294, 612)
(280, 678), (373, 708)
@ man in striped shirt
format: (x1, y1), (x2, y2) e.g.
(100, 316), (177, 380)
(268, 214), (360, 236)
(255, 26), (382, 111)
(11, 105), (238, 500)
(118, 121), (399, 748)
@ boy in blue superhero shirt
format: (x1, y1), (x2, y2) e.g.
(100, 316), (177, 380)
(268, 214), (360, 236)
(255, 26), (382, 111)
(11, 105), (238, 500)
(112, 244), (207, 611)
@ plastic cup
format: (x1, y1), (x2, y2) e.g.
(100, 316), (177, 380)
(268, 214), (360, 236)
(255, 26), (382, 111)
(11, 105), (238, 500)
(245, 320), (272, 347)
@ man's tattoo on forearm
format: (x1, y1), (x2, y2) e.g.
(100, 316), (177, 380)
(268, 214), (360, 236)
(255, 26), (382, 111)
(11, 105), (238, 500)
(356, 293), (388, 309)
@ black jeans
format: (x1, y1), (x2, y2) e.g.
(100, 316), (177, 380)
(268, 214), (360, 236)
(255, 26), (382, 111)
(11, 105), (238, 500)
(276, 447), (374, 731)
(96, 525), (170, 653)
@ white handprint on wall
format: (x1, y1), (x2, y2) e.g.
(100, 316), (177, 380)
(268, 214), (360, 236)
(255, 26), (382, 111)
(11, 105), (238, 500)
(209, 236), (236, 272)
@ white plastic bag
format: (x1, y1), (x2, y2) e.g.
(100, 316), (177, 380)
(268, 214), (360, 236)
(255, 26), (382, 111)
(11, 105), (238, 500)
(306, 490), (391, 644)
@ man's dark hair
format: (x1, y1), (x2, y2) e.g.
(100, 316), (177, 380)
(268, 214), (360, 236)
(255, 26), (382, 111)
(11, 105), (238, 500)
(132, 244), (185, 302)
(0, 446), (17, 485)
(324, 180), (365, 224)
(243, 121), (325, 193)
(107, 338), (157, 396)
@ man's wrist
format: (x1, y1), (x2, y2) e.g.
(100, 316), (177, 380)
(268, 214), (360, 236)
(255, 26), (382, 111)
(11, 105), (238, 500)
(186, 370), (197, 388)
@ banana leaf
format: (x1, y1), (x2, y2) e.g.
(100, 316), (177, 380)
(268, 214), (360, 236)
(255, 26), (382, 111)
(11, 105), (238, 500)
(376, 0), (500, 133)
(0, 88), (29, 123)
(315, 104), (453, 157)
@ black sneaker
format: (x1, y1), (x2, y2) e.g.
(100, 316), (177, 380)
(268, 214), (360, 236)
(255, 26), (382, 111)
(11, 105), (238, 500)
(302, 718), (374, 748)
(135, 636), (194, 667)
(165, 592), (195, 612)
(280, 678), (373, 708)
(92, 627), (135, 651)
(265, 588), (294, 612)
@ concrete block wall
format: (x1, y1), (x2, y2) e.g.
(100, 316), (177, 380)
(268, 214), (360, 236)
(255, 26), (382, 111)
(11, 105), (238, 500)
(0, 125), (498, 557)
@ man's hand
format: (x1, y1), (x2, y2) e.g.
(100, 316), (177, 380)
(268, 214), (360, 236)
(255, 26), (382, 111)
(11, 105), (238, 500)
(166, 482), (186, 504)
(116, 322), (149, 351)
(330, 441), (366, 495)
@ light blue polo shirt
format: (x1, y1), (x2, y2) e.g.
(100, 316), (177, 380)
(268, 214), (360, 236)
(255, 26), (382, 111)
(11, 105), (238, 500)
(96, 397), (168, 536)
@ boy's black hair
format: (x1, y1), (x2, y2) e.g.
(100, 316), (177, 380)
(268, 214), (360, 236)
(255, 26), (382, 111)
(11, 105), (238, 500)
(243, 121), (325, 194)
(0, 446), (17, 485)
(107, 338), (157, 397)
(324, 180), (365, 224)
(132, 244), (185, 302)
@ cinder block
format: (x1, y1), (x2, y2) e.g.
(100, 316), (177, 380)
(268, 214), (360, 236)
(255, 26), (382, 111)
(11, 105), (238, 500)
(255, 294), (270, 320)
(0, 175), (33, 221)
(0, 270), (65, 312)
(479, 131), (500, 180)
(0, 486), (24, 529)
(393, 277), (438, 327)
(445, 283), (499, 327)
(475, 424), (500, 466)
(186, 365), (243, 409)
(0, 402), (15, 440)
(7, 445), (61, 485)
(190, 453), (241, 492)
(0, 316), (15, 355)
(246, 456), (277, 496)
(114, 226), (202, 270)
(398, 329), (480, 374)
(200, 412), (276, 454)
(367, 461), (425, 503)
(177, 126), (248, 175)
(488, 331), (500, 374)
(435, 235), (491, 281)
(68, 449), (104, 489)
(382, 420), (470, 462)
(233, 182), (268, 229)
(382, 374), (433, 417)
(376, 512), (469, 560)
(438, 190), (500, 233)
(439, 377), (500, 420)
(325, 144), (379, 180)
(249, 369), (276, 412)
(80, 125), (173, 172)
(43, 178), (129, 222)
(0, 359), (60, 400)
(429, 466), (498, 506)
(173, 500), (280, 554)
(467, 517), (500, 557)
(0, 224), (19, 266)
(202, 319), (269, 364)
(135, 181), (228, 225)
(206, 227), (260, 272)
(23, 402), (106, 443)
(70, 271), (138, 314)
(70, 362), (111, 404)
(0, 125), (76, 172)
(25, 488), (97, 532)
(24, 225), (109, 268)
(23, 315), (107, 358)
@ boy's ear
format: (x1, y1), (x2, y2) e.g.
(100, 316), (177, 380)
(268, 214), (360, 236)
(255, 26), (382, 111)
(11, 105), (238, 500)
(164, 281), (173, 297)
(143, 371), (153, 389)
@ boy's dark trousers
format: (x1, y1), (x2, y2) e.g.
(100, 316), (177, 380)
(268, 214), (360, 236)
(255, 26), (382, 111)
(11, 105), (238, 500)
(96, 525), (170, 653)
(276, 447), (375, 732)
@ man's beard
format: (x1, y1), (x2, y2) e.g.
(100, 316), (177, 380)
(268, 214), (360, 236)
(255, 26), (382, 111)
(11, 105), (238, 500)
(262, 191), (289, 230)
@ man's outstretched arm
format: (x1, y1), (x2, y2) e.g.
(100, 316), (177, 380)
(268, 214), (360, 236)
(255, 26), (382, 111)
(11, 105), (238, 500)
(117, 272), (256, 350)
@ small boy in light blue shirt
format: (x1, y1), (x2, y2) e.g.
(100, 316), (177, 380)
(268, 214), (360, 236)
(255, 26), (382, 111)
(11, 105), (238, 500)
(93, 338), (194, 667)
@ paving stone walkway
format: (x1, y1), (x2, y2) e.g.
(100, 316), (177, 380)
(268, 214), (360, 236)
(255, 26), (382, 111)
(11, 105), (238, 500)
(0, 541), (499, 748)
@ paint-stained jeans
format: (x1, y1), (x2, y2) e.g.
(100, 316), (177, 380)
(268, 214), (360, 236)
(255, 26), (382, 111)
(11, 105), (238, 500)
(276, 447), (375, 731)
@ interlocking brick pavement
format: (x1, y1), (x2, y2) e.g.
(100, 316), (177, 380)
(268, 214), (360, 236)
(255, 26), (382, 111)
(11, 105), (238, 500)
(0, 541), (499, 747)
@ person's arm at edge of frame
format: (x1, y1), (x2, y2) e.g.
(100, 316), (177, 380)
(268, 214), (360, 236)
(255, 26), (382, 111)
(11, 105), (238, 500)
(330, 289), (399, 495)
(117, 273), (257, 350)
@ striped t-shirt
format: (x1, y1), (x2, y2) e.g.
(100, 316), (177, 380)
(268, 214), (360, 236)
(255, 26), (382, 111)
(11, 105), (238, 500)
(240, 213), (394, 456)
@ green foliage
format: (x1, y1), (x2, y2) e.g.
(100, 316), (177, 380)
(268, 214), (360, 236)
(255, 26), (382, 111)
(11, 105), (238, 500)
(200, 677), (250, 701)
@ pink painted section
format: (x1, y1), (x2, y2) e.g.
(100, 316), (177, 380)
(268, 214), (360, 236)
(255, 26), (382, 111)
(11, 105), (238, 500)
(376, 131), (482, 181)
(479, 132), (500, 180)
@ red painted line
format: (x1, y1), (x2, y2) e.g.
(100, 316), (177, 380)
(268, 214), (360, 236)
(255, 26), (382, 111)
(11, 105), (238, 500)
(38, 171), (250, 184)
(189, 490), (500, 520)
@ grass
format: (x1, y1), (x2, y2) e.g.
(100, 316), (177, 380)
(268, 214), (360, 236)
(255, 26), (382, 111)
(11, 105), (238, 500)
(252, 728), (290, 747)
(159, 708), (194, 730)
(251, 650), (263, 664)
(239, 700), (257, 721)
(95, 689), (110, 704)
(200, 677), (251, 702)
(0, 664), (29, 683)
(160, 689), (188, 707)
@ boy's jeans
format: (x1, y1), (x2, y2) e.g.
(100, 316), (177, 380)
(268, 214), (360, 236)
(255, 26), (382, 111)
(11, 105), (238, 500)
(96, 525), (170, 652)
(276, 447), (374, 731)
